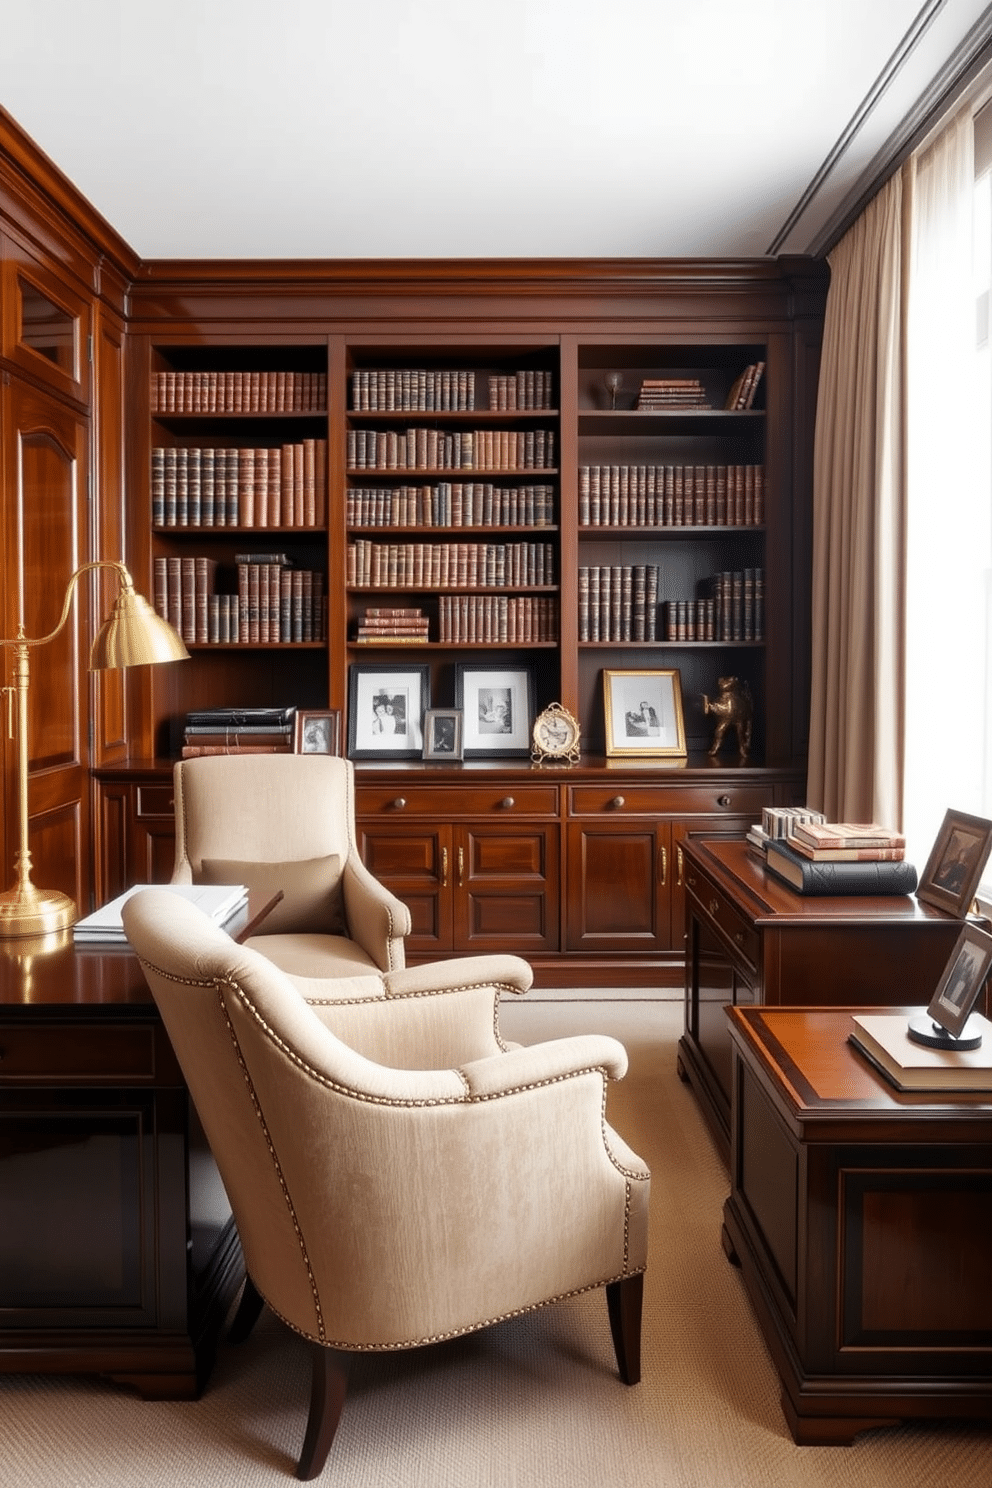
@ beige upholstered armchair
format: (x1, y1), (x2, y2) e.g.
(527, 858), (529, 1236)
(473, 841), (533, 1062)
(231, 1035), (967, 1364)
(122, 889), (650, 1480)
(171, 753), (412, 981)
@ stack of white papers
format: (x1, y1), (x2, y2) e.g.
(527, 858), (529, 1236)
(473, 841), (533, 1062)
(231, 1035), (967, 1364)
(73, 882), (248, 944)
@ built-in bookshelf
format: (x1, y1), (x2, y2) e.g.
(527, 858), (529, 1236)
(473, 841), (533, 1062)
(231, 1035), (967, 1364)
(572, 343), (770, 753)
(344, 345), (562, 708)
(145, 345), (331, 755)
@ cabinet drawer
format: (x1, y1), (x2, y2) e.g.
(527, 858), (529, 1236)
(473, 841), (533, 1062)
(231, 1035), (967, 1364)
(685, 877), (760, 970)
(0, 1024), (160, 1082)
(136, 784), (176, 819)
(568, 785), (769, 817)
(358, 785), (559, 817)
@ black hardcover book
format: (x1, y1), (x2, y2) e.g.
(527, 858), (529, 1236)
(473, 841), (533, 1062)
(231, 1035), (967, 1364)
(185, 706), (296, 730)
(765, 840), (918, 897)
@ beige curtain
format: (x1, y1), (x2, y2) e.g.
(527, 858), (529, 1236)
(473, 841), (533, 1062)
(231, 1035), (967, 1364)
(807, 172), (906, 824)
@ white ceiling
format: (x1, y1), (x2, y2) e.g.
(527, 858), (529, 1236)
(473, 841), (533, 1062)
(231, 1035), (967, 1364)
(2, 0), (991, 263)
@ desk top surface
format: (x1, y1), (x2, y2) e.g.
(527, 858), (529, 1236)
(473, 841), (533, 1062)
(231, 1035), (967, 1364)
(682, 834), (958, 928)
(728, 1005), (992, 1121)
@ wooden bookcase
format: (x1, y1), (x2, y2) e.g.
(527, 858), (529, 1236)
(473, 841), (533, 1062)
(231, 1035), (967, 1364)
(99, 261), (828, 982)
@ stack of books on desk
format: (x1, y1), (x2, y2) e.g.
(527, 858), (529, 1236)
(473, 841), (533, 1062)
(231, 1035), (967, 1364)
(746, 805), (825, 861)
(849, 1012), (992, 1091)
(180, 705), (296, 757)
(73, 882), (249, 945)
(765, 822), (915, 896)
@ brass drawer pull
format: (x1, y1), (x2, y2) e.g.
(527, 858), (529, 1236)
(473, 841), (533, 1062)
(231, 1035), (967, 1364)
(391, 797), (407, 810)
(676, 846), (684, 887)
(441, 847), (449, 888)
(660, 845), (667, 886)
(458, 846), (465, 888)
(499, 796), (515, 809)
(609, 795), (625, 809)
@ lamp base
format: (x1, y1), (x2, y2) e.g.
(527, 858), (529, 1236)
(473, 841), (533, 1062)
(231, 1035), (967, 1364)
(0, 882), (77, 938)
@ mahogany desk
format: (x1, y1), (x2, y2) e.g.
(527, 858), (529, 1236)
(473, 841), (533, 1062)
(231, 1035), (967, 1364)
(0, 926), (244, 1398)
(678, 834), (969, 1157)
(722, 1005), (992, 1443)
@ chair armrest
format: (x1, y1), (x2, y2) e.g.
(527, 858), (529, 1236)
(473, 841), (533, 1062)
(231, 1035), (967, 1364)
(382, 955), (533, 999)
(459, 1033), (629, 1094)
(341, 853), (412, 972)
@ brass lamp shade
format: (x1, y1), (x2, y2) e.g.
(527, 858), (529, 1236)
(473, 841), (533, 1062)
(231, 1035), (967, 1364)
(0, 562), (188, 939)
(91, 587), (190, 669)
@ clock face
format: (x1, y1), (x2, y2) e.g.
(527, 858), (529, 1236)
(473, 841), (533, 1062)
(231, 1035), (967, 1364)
(533, 706), (580, 758)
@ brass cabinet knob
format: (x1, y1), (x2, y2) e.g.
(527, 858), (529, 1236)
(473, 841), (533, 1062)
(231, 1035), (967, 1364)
(609, 795), (625, 809)
(717, 794), (732, 808)
(391, 797), (407, 809)
(499, 796), (515, 809)
(709, 898), (720, 916)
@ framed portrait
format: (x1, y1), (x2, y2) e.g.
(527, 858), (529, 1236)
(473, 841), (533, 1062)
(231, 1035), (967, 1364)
(347, 665), (430, 760)
(423, 708), (463, 761)
(603, 669), (687, 758)
(294, 709), (341, 756)
(455, 665), (534, 758)
(922, 922), (992, 1039)
(916, 808), (992, 916)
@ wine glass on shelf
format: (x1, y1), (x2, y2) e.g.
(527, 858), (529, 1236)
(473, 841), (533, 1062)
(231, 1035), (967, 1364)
(604, 371), (623, 410)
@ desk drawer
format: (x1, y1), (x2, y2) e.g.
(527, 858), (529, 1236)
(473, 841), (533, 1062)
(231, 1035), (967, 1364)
(359, 785), (559, 817)
(136, 785), (176, 819)
(685, 876), (760, 970)
(569, 785), (769, 817)
(0, 1024), (160, 1083)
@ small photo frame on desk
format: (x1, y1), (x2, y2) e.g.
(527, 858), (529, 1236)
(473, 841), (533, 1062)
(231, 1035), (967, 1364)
(455, 665), (534, 758)
(348, 665), (429, 760)
(923, 922), (992, 1039)
(603, 668), (687, 758)
(294, 709), (341, 756)
(916, 808), (992, 916)
(423, 709), (463, 761)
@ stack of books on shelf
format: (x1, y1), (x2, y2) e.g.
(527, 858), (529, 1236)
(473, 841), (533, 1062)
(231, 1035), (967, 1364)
(577, 463), (764, 527)
(437, 594), (557, 643)
(724, 361), (765, 410)
(350, 368), (476, 412)
(355, 607), (430, 644)
(346, 481), (555, 529)
(74, 882), (250, 945)
(635, 377), (710, 410)
(180, 706), (296, 758)
(578, 565), (659, 642)
(153, 556), (326, 645)
(764, 821), (916, 896)
(662, 568), (764, 642)
(347, 539), (554, 589)
(487, 371), (554, 410)
(151, 370), (325, 413)
(346, 428), (556, 473)
(152, 440), (326, 528)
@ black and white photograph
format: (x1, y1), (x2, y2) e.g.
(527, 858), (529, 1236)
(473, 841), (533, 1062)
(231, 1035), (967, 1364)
(603, 669), (687, 758)
(294, 709), (340, 756)
(917, 808), (992, 916)
(455, 666), (534, 757)
(423, 708), (463, 761)
(925, 922), (992, 1038)
(347, 665), (429, 759)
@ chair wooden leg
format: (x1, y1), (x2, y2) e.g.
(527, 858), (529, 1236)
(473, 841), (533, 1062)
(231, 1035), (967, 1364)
(296, 1344), (350, 1481)
(228, 1274), (266, 1344)
(606, 1273), (644, 1385)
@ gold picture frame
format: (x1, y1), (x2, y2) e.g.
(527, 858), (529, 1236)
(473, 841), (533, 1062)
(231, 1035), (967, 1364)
(603, 669), (687, 758)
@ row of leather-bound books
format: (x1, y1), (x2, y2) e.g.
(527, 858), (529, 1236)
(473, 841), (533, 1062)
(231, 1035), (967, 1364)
(152, 442), (327, 528)
(578, 463), (764, 527)
(346, 482), (555, 529)
(347, 427), (556, 472)
(151, 370), (327, 414)
(347, 540), (555, 590)
(153, 556), (326, 645)
(349, 367), (554, 412)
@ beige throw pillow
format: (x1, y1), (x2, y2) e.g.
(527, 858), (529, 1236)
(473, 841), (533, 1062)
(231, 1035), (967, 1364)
(199, 855), (345, 936)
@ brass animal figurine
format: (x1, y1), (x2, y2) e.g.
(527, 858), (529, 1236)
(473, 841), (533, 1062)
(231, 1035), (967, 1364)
(702, 676), (753, 759)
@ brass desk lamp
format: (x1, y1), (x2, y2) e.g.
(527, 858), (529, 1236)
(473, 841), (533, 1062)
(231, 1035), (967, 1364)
(0, 561), (188, 938)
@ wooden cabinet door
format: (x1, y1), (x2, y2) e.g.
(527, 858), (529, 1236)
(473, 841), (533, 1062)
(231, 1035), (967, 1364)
(1, 378), (91, 914)
(565, 820), (672, 953)
(454, 823), (559, 953)
(357, 820), (454, 954)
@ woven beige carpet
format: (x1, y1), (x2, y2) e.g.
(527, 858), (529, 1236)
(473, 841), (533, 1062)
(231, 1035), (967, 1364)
(4, 996), (989, 1486)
